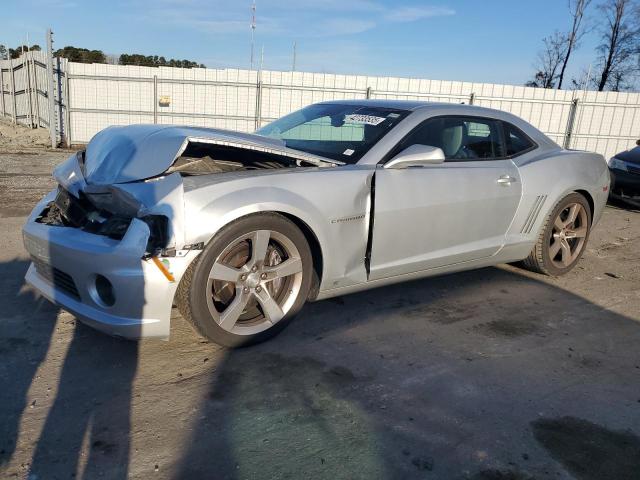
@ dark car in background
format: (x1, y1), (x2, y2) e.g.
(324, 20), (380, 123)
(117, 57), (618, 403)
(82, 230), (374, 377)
(608, 140), (640, 207)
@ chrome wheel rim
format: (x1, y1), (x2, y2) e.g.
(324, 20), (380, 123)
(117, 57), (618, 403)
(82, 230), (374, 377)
(206, 230), (303, 335)
(549, 203), (588, 269)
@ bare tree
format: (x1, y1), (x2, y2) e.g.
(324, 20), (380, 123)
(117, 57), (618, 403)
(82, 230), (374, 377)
(594, 0), (639, 91)
(557, 0), (592, 89)
(527, 32), (568, 88)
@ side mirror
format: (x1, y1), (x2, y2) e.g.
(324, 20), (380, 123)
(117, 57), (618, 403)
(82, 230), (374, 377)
(636, 139), (640, 146)
(385, 144), (445, 169)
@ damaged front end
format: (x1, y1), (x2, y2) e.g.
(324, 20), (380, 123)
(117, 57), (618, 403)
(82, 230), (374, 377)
(23, 124), (336, 339)
(37, 183), (171, 257)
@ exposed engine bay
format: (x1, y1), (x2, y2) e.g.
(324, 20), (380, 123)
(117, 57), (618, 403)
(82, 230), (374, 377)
(166, 141), (315, 176)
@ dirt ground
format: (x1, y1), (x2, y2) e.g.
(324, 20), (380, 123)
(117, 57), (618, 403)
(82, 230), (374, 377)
(0, 149), (639, 480)
(0, 118), (52, 153)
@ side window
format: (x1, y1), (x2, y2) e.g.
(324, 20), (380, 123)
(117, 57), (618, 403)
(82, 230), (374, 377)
(396, 116), (505, 161)
(503, 122), (535, 156)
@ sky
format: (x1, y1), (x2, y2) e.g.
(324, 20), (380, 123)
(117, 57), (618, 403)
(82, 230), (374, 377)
(2, 0), (606, 87)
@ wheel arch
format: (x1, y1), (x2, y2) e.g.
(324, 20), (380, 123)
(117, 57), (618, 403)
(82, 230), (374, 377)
(574, 189), (595, 224)
(277, 211), (324, 301)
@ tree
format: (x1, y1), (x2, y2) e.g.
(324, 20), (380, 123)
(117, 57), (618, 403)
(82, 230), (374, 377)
(118, 53), (205, 68)
(0, 44), (7, 60)
(5, 44), (41, 59)
(594, 0), (639, 91)
(527, 32), (568, 88)
(54, 46), (106, 63)
(557, 0), (592, 89)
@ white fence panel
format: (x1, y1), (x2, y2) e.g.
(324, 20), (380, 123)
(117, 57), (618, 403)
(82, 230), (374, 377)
(0, 51), (68, 145)
(571, 90), (640, 160)
(3, 54), (638, 159)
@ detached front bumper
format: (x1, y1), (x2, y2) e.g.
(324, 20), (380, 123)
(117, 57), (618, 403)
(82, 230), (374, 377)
(22, 193), (196, 340)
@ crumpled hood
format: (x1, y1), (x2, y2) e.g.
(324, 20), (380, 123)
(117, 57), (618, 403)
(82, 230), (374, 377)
(83, 124), (288, 185)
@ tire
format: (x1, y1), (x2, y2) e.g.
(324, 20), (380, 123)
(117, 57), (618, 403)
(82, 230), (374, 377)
(522, 192), (592, 276)
(176, 213), (313, 348)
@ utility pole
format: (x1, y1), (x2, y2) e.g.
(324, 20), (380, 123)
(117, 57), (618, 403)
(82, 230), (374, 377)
(250, 1), (256, 70)
(292, 41), (297, 71)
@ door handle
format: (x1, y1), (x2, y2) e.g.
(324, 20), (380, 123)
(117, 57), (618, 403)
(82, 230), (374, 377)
(497, 175), (517, 186)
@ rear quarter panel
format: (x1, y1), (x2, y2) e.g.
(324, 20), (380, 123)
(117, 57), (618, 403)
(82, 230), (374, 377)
(507, 148), (609, 254)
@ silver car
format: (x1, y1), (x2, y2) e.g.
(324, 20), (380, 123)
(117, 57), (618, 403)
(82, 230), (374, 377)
(23, 101), (610, 347)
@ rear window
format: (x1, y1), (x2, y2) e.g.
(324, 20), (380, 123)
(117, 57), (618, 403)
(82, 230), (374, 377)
(504, 122), (535, 156)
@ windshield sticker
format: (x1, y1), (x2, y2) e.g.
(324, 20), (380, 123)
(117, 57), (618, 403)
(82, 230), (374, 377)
(343, 149), (355, 156)
(345, 114), (387, 126)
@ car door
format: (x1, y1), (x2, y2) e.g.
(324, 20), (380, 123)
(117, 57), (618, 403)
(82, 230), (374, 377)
(369, 116), (523, 280)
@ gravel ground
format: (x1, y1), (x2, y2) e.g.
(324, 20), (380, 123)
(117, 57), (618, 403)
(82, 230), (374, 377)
(0, 151), (639, 480)
(0, 152), (64, 218)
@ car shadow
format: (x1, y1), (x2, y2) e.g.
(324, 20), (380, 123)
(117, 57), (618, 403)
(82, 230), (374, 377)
(5, 257), (640, 479)
(0, 259), (57, 470)
(28, 323), (139, 478)
(0, 256), (140, 480)
(171, 265), (640, 480)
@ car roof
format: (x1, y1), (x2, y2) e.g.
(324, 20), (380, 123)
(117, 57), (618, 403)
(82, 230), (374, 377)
(318, 99), (449, 111)
(318, 98), (517, 117)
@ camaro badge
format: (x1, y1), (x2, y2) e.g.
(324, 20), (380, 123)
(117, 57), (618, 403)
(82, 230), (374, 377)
(331, 214), (365, 224)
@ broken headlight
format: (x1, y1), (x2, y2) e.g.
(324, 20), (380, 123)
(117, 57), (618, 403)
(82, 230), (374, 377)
(142, 215), (170, 254)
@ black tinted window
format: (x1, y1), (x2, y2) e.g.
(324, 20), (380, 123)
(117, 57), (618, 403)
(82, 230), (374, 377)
(503, 122), (534, 156)
(398, 116), (505, 161)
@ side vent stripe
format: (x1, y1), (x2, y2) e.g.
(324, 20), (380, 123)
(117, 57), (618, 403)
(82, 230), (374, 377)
(521, 195), (547, 234)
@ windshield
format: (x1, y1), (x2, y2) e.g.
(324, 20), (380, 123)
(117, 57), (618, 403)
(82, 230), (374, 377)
(256, 103), (410, 164)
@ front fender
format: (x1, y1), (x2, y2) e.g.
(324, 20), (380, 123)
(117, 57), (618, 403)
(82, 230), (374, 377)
(182, 169), (373, 292)
(188, 186), (330, 256)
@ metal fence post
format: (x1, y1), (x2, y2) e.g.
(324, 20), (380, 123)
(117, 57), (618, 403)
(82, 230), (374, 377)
(31, 53), (40, 127)
(45, 28), (57, 148)
(63, 60), (71, 147)
(564, 98), (579, 149)
(55, 56), (65, 140)
(25, 52), (35, 127)
(153, 75), (158, 124)
(0, 64), (5, 118)
(365, 86), (372, 99)
(254, 75), (262, 130)
(9, 58), (16, 124)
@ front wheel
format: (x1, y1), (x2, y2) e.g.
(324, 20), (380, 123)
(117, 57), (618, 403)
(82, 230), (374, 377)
(176, 213), (313, 347)
(521, 192), (592, 276)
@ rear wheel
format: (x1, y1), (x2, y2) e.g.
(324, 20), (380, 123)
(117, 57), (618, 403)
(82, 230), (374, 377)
(522, 192), (592, 276)
(177, 213), (313, 347)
